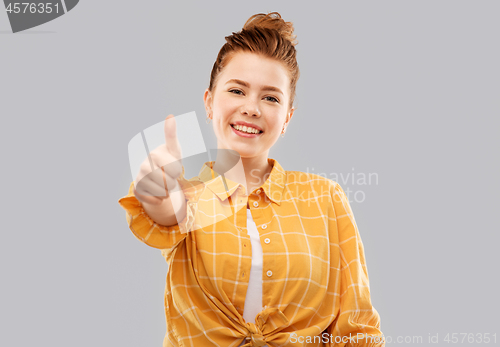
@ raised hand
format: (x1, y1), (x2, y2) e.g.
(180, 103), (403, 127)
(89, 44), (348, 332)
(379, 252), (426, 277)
(133, 114), (185, 207)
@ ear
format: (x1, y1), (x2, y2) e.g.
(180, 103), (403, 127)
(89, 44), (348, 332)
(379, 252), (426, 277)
(203, 89), (213, 116)
(284, 107), (295, 128)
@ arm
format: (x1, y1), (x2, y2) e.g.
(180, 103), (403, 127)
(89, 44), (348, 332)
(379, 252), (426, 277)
(326, 182), (384, 347)
(118, 177), (198, 251)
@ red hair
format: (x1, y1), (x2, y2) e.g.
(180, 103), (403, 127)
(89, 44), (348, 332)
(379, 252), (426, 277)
(208, 12), (300, 111)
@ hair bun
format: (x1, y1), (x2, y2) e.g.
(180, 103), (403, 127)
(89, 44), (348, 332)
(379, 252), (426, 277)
(243, 12), (297, 46)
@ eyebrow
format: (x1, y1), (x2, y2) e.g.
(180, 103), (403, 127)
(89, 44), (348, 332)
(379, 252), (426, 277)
(224, 79), (284, 95)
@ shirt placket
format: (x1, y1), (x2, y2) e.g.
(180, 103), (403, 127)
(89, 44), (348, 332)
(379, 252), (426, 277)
(232, 188), (252, 316)
(247, 189), (275, 309)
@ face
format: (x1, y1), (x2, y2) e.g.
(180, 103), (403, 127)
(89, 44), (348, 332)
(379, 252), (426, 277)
(204, 52), (294, 159)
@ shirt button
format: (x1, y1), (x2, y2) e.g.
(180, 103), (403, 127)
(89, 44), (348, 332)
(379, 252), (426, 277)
(253, 201), (259, 207)
(266, 270), (273, 277)
(261, 224), (267, 230)
(264, 238), (270, 244)
(256, 189), (262, 194)
(242, 272), (245, 277)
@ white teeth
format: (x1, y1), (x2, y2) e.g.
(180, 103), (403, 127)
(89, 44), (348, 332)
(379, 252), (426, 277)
(233, 124), (261, 134)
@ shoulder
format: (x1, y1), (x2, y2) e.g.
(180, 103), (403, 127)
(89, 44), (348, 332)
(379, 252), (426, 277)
(283, 170), (344, 202)
(281, 171), (347, 213)
(284, 170), (339, 190)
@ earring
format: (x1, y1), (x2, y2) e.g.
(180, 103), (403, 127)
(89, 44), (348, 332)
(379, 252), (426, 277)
(206, 115), (211, 124)
(281, 127), (286, 138)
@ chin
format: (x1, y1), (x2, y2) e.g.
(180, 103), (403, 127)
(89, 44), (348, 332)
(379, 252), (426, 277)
(230, 146), (260, 158)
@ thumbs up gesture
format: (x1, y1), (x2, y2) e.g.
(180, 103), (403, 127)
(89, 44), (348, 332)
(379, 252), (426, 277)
(133, 115), (185, 210)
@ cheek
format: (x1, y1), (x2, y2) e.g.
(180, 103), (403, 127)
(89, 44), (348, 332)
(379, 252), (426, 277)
(267, 114), (284, 131)
(213, 99), (235, 122)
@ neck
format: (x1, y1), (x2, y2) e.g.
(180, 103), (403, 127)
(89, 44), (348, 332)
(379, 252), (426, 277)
(212, 150), (272, 195)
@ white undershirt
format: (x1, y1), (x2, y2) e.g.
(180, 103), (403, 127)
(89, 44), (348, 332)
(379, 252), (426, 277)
(239, 209), (265, 346)
(243, 208), (264, 323)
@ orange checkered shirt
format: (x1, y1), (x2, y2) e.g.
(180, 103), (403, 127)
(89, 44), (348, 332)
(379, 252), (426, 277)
(118, 158), (384, 346)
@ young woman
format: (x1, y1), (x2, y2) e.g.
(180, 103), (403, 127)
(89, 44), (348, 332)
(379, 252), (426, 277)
(119, 12), (384, 347)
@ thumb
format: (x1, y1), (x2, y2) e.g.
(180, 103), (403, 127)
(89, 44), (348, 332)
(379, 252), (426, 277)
(164, 114), (182, 160)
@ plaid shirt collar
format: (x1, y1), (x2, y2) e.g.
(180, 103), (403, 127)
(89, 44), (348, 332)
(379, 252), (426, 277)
(196, 158), (287, 205)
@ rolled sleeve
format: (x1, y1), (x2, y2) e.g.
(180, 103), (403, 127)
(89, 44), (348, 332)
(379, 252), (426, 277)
(118, 170), (203, 254)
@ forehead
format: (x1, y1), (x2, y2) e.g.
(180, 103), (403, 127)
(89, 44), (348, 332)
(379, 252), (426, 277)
(218, 52), (290, 92)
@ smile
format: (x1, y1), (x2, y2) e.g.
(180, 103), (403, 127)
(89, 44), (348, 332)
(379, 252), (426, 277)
(230, 124), (263, 137)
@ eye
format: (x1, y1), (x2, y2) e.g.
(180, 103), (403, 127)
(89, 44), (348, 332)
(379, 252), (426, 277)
(229, 89), (243, 95)
(265, 96), (279, 103)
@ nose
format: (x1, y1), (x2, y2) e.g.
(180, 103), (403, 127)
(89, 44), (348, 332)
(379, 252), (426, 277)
(241, 97), (261, 117)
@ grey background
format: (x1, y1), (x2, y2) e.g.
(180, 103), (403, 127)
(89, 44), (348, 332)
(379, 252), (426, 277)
(1, 1), (498, 346)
